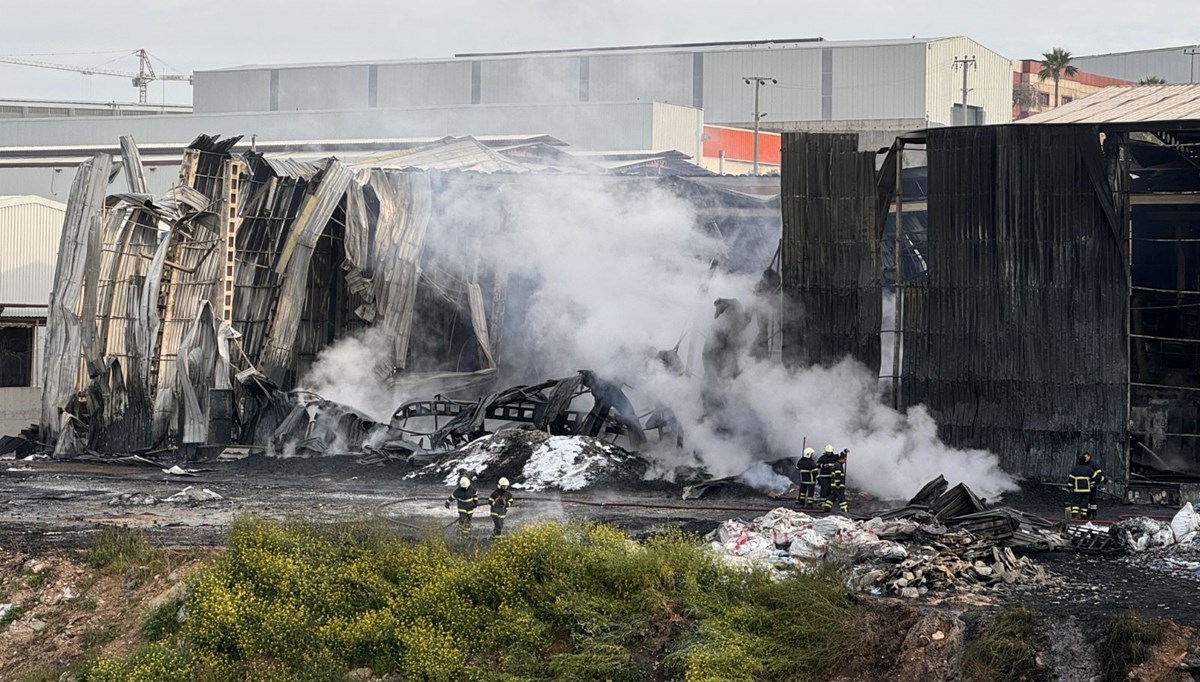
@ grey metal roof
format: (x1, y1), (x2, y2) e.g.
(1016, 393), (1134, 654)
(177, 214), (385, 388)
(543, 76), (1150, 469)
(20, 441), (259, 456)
(1017, 84), (1200, 124)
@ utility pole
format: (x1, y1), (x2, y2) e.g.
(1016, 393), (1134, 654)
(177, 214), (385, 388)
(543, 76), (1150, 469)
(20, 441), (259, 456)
(951, 56), (977, 125)
(743, 76), (776, 174)
(1186, 47), (1200, 84)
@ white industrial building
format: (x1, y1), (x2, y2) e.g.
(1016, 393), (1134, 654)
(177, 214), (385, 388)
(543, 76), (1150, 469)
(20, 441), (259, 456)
(1074, 46), (1200, 85)
(193, 37), (1012, 137)
(0, 37), (1013, 201)
(0, 195), (64, 435)
(0, 98), (191, 119)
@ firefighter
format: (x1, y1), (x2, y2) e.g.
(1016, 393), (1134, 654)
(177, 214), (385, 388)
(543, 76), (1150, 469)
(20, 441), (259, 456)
(1083, 451), (1105, 519)
(816, 444), (837, 504)
(795, 447), (818, 509)
(824, 450), (849, 514)
(445, 476), (479, 534)
(1068, 454), (1094, 520)
(488, 477), (515, 536)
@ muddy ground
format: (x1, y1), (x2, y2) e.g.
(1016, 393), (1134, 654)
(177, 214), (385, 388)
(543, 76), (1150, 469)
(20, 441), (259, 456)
(3, 454), (1200, 679)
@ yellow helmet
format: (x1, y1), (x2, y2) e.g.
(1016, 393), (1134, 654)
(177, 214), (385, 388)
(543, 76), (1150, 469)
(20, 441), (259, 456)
(824, 444), (834, 453)
(498, 477), (510, 488)
(459, 477), (470, 489)
(803, 447), (815, 458)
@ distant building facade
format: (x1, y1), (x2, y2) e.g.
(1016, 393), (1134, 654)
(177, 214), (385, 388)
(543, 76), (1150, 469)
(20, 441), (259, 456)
(1011, 60), (1134, 120)
(1073, 46), (1200, 86)
(0, 98), (191, 119)
(0, 195), (64, 435)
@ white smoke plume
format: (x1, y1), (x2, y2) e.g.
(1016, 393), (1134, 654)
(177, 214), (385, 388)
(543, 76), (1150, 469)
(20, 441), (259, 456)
(300, 174), (1018, 501)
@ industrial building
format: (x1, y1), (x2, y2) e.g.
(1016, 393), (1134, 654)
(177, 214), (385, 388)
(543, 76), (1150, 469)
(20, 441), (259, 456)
(0, 195), (63, 435)
(784, 84), (1200, 497)
(193, 37), (1013, 149)
(1074, 46), (1200, 85)
(0, 97), (191, 119)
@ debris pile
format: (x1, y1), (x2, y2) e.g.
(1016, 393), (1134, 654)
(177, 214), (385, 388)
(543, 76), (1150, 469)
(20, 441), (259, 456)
(707, 505), (1057, 597)
(708, 476), (1066, 598)
(1109, 503), (1200, 581)
(406, 428), (649, 491)
(108, 486), (223, 506)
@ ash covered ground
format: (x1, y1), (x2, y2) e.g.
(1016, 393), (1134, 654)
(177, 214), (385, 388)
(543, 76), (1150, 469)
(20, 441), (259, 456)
(4, 452), (1200, 630)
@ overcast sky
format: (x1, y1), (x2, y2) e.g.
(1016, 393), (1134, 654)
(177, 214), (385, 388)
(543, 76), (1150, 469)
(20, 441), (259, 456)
(1, 0), (1196, 106)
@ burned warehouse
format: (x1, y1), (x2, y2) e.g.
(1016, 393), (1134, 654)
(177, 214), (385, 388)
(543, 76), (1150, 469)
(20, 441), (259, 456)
(784, 84), (1200, 499)
(32, 134), (781, 466)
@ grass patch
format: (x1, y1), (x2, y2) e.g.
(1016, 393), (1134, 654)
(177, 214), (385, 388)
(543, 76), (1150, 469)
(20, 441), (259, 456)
(141, 594), (185, 642)
(15, 665), (66, 682)
(24, 568), (51, 590)
(82, 626), (119, 648)
(85, 517), (863, 680)
(80, 596), (98, 610)
(1097, 610), (1164, 682)
(962, 608), (1045, 682)
(0, 602), (27, 628)
(85, 527), (164, 572)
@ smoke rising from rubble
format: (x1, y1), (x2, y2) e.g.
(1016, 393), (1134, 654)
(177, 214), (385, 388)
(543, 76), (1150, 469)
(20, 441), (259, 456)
(301, 175), (1017, 500)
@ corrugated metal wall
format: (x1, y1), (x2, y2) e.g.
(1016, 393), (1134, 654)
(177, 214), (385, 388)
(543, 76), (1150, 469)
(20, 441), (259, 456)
(479, 57), (580, 104)
(376, 62), (473, 108)
(277, 65), (371, 111)
(702, 48), (824, 122)
(925, 37), (1013, 126)
(830, 44), (927, 120)
(192, 70), (273, 114)
(0, 198), (65, 305)
(780, 132), (881, 368)
(904, 125), (1127, 484)
(651, 103), (702, 158)
(1074, 49), (1196, 85)
(589, 52), (694, 105)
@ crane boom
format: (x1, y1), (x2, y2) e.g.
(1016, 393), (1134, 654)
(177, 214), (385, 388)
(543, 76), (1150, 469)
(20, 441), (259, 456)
(0, 49), (192, 103)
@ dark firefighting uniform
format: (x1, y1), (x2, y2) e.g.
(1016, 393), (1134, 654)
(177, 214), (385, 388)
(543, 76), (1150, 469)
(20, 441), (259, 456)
(823, 460), (848, 513)
(1068, 458), (1094, 519)
(1084, 457), (1105, 519)
(816, 452), (838, 502)
(488, 487), (514, 536)
(446, 485), (479, 533)
(795, 457), (818, 509)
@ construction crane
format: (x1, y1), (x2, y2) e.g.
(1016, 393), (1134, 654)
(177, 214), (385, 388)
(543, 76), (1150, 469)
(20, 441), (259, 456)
(0, 49), (192, 104)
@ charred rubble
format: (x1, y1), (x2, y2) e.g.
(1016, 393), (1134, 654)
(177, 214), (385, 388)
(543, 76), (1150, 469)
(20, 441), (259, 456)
(31, 134), (781, 482)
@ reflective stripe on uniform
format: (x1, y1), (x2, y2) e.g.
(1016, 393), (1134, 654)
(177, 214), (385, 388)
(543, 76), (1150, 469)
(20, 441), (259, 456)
(1070, 475), (1091, 493)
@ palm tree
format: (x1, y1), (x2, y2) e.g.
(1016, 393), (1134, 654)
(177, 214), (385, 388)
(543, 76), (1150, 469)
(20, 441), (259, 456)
(1038, 48), (1078, 107)
(1139, 76), (1167, 85)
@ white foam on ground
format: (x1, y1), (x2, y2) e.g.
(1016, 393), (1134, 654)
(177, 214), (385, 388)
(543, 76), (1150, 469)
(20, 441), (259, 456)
(521, 436), (613, 491)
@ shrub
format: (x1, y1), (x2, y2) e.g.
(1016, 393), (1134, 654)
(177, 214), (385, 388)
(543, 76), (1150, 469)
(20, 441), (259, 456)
(87, 518), (863, 680)
(141, 594), (185, 641)
(1098, 610), (1164, 682)
(85, 527), (162, 571)
(962, 608), (1044, 682)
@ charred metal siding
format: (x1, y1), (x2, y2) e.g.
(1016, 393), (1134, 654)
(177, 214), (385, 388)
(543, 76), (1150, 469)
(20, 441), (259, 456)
(780, 132), (881, 368)
(904, 125), (1128, 484)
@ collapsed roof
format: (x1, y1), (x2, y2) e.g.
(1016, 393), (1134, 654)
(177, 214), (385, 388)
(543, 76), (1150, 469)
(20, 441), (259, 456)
(39, 134), (780, 457)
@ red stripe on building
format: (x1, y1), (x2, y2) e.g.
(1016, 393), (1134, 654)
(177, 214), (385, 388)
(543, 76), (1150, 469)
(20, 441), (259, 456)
(703, 125), (781, 165)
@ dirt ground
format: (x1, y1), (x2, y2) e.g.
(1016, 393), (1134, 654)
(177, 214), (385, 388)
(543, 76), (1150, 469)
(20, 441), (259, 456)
(3, 454), (1200, 679)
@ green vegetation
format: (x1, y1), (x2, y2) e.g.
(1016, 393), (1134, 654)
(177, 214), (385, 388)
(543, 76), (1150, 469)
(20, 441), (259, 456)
(961, 608), (1044, 682)
(24, 568), (51, 590)
(0, 602), (28, 628)
(85, 527), (165, 572)
(1097, 610), (1164, 682)
(82, 517), (862, 681)
(140, 594), (185, 642)
(82, 625), (119, 648)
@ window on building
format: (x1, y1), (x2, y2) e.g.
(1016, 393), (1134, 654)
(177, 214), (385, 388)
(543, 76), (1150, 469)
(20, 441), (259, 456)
(1061, 95), (1074, 104)
(0, 326), (33, 387)
(1038, 93), (1050, 106)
